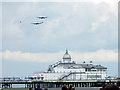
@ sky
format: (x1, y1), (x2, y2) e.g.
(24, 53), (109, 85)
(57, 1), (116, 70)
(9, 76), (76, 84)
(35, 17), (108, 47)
(0, 0), (118, 77)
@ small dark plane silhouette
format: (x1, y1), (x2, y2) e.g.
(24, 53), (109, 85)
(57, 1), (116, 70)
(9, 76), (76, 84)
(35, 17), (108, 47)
(37, 16), (47, 19)
(32, 22), (43, 25)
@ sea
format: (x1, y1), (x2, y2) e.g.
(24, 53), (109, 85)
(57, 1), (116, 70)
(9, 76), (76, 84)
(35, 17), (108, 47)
(2, 87), (101, 90)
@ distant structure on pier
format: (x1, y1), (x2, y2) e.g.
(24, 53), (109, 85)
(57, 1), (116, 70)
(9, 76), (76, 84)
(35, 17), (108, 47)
(33, 50), (107, 81)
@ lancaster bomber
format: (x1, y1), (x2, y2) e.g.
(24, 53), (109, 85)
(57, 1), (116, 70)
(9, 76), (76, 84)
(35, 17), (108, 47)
(32, 22), (43, 25)
(37, 16), (47, 19)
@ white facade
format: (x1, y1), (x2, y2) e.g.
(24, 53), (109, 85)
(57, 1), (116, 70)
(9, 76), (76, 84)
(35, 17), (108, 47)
(33, 50), (107, 81)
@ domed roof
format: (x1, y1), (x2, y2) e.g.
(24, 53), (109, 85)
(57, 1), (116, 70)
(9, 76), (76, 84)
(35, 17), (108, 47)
(63, 50), (71, 63)
(63, 50), (71, 59)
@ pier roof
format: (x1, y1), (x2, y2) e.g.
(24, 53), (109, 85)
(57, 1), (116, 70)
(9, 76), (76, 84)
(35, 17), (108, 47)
(53, 63), (107, 69)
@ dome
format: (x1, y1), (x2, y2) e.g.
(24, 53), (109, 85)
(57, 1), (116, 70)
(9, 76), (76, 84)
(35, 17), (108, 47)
(63, 50), (71, 63)
(63, 54), (71, 59)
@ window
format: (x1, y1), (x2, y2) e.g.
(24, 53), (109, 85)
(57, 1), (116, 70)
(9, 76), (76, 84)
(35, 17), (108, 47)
(87, 75), (101, 78)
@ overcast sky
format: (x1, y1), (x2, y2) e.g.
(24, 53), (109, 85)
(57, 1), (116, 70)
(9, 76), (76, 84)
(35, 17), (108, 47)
(1, 0), (118, 77)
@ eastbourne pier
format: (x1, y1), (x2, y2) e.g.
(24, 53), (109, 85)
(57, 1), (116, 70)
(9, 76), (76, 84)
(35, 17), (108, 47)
(0, 78), (120, 89)
(1, 50), (119, 89)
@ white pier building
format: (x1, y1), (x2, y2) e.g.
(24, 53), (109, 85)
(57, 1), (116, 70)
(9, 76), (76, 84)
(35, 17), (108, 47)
(33, 50), (107, 81)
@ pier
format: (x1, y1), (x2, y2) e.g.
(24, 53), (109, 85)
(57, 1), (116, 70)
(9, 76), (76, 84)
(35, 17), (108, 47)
(0, 79), (120, 89)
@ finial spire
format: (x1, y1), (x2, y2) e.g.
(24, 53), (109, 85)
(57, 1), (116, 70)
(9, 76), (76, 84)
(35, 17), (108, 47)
(65, 50), (68, 54)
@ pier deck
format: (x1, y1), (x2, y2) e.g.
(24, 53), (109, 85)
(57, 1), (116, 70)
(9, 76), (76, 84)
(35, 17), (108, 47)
(0, 79), (120, 89)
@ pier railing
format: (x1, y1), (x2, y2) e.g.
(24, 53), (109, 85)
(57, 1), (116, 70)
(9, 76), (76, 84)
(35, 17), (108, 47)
(0, 79), (120, 88)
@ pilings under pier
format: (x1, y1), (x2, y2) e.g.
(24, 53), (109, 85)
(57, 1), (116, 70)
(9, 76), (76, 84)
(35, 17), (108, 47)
(0, 80), (120, 89)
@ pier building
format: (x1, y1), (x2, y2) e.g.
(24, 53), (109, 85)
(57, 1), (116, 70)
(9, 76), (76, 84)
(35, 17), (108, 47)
(33, 50), (107, 81)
